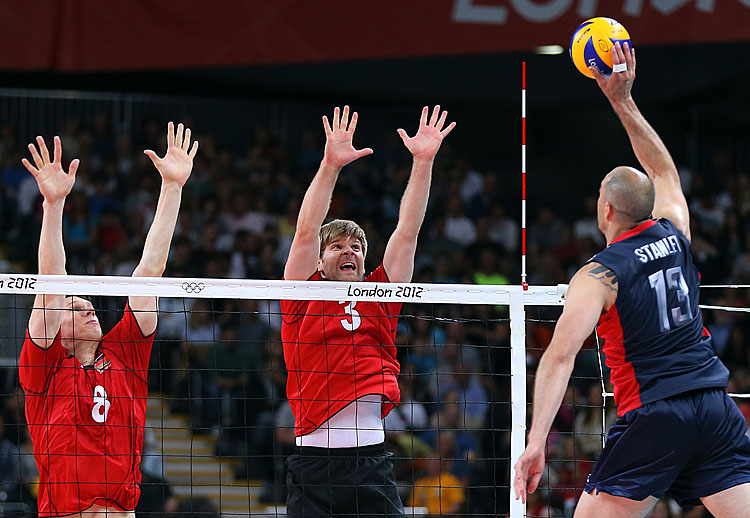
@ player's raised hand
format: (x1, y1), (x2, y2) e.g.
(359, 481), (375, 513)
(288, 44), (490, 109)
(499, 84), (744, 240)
(22, 136), (79, 203)
(513, 443), (546, 504)
(590, 41), (636, 104)
(144, 122), (198, 187)
(397, 105), (456, 161)
(322, 106), (373, 168)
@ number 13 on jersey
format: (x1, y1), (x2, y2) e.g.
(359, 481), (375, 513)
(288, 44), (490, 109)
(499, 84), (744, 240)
(648, 266), (694, 332)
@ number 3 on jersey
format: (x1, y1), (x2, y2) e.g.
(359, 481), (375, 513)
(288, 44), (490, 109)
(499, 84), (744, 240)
(92, 385), (111, 423)
(340, 301), (361, 331)
(648, 266), (694, 332)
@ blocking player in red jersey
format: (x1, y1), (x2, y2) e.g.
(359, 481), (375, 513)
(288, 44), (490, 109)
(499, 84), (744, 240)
(19, 123), (197, 517)
(514, 43), (750, 517)
(282, 105), (455, 517)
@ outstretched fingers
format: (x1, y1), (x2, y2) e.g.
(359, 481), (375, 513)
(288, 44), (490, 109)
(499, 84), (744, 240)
(322, 115), (332, 136)
(175, 123), (184, 150)
(143, 149), (160, 165)
(347, 111), (359, 135)
(36, 136), (50, 164)
(340, 105), (350, 132)
(68, 158), (80, 177)
(332, 106), (341, 132)
(188, 141), (199, 160)
(419, 106), (429, 128)
(436, 109), (448, 131)
(167, 121), (175, 149)
(53, 136), (62, 163)
(353, 147), (374, 159)
(182, 127), (192, 154)
(428, 104), (441, 127)
(21, 158), (38, 176)
(28, 142), (44, 169)
(441, 121), (457, 136)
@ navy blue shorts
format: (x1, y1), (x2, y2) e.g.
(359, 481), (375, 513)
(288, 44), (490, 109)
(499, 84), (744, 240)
(584, 388), (750, 506)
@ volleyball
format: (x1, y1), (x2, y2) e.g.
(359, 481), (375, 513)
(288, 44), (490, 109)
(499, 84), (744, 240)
(569, 17), (631, 78)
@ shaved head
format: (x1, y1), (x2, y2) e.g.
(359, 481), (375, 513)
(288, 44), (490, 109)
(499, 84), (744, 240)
(601, 166), (655, 224)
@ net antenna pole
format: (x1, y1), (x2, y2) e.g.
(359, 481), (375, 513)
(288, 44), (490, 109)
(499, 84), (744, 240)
(509, 61), (529, 518)
(521, 62), (529, 292)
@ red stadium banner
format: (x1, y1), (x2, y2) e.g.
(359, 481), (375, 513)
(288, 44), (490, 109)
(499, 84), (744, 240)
(2, 0), (749, 72)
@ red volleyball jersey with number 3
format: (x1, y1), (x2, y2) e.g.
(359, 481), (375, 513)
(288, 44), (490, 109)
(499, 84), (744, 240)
(281, 265), (402, 436)
(19, 304), (153, 517)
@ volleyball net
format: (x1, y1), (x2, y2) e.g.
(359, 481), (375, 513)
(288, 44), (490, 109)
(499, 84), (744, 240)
(0, 274), (747, 517)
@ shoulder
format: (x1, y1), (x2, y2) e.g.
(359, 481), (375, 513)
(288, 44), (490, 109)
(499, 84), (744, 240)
(569, 262), (618, 312)
(107, 303), (154, 340)
(365, 264), (389, 282)
(576, 262), (618, 291)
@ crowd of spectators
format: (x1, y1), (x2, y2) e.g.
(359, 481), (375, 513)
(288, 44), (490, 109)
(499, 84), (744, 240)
(0, 107), (748, 518)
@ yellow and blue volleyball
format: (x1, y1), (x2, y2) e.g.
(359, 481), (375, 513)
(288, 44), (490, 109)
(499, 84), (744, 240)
(569, 17), (631, 78)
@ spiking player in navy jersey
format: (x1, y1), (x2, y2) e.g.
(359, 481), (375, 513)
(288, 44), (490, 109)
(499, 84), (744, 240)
(514, 43), (750, 517)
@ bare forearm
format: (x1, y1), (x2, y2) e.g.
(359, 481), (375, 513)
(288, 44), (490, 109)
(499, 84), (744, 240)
(396, 157), (433, 239)
(30, 200), (67, 344)
(611, 97), (678, 180)
(527, 347), (576, 447)
(295, 160), (340, 236)
(135, 182), (182, 277)
(38, 200), (66, 275)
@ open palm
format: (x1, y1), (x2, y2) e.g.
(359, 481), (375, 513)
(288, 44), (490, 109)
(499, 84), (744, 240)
(144, 122), (198, 187)
(398, 105), (456, 160)
(22, 136), (79, 203)
(322, 106), (373, 168)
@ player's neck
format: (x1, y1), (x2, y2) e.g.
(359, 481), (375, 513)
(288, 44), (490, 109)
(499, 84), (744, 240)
(604, 221), (636, 246)
(64, 339), (100, 366)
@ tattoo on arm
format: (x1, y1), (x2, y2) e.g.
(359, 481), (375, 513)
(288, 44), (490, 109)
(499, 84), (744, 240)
(587, 265), (618, 293)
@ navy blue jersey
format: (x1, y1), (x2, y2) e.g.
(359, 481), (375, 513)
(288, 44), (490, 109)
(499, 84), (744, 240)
(588, 219), (728, 416)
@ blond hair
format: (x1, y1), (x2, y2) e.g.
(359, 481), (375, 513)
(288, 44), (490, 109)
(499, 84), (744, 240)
(319, 219), (368, 258)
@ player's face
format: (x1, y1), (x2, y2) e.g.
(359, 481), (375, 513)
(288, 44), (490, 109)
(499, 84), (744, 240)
(60, 297), (103, 351)
(318, 235), (365, 281)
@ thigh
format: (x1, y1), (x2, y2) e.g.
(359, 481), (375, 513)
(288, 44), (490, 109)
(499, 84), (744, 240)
(575, 489), (657, 518)
(701, 482), (750, 518)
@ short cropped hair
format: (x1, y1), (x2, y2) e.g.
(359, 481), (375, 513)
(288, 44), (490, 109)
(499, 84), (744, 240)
(319, 219), (368, 258)
(604, 167), (655, 224)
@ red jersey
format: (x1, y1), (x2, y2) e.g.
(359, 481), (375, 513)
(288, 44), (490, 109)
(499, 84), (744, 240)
(281, 265), (402, 436)
(19, 303), (153, 517)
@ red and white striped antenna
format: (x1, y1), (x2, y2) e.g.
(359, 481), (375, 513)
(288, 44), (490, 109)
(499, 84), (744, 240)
(521, 62), (529, 291)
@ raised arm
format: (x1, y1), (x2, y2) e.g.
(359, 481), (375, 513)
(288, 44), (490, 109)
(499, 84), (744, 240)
(131, 122), (197, 334)
(24, 137), (80, 348)
(284, 106), (373, 280)
(592, 43), (690, 240)
(513, 261), (616, 503)
(382, 105), (455, 282)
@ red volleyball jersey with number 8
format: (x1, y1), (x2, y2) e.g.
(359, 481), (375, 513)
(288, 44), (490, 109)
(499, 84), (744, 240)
(19, 304), (152, 517)
(281, 265), (402, 436)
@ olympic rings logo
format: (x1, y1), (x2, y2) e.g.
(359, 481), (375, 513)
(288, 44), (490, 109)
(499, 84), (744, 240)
(181, 282), (205, 294)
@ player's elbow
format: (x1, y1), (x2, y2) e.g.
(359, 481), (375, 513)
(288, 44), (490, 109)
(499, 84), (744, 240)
(543, 343), (578, 369)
